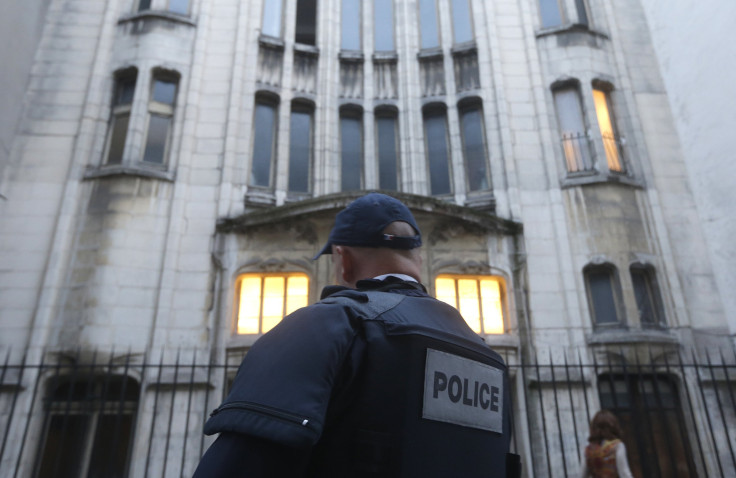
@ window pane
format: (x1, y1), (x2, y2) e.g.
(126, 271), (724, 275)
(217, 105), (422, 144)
(452, 0), (473, 44)
(37, 415), (90, 478)
(554, 88), (591, 172)
(376, 115), (398, 190)
(168, 0), (188, 14)
(419, 0), (439, 49)
(142, 114), (171, 164)
(341, 0), (360, 50)
(250, 102), (277, 187)
(435, 277), (457, 308)
(588, 270), (618, 324)
(87, 415), (134, 478)
(152, 79), (177, 105)
(458, 279), (481, 333)
(593, 89), (623, 172)
(116, 77), (136, 105)
(374, 0), (395, 51)
(107, 114), (129, 164)
(539, 0), (563, 27)
(138, 0), (151, 11)
(238, 277), (261, 334)
(480, 279), (504, 334)
(424, 111), (452, 195)
(631, 268), (662, 326)
(340, 114), (363, 191)
(289, 109), (312, 192)
(285, 276), (309, 315)
(295, 0), (317, 45)
(460, 107), (488, 191)
(575, 0), (589, 25)
(262, 277), (285, 333)
(262, 0), (283, 37)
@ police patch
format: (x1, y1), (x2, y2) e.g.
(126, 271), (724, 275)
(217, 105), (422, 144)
(422, 349), (503, 433)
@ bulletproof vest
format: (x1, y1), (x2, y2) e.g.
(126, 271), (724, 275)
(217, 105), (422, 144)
(308, 290), (515, 478)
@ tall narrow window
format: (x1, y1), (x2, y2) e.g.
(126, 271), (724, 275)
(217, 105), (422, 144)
(584, 264), (622, 326)
(423, 106), (452, 195)
(630, 265), (665, 327)
(341, 0), (361, 50)
(168, 0), (189, 15)
(340, 107), (363, 191)
(435, 275), (506, 334)
(295, 0), (318, 45)
(250, 94), (279, 188)
(375, 109), (399, 191)
(554, 85), (592, 173)
(451, 0), (473, 44)
(288, 103), (313, 193)
(36, 376), (139, 478)
(459, 101), (489, 191)
(419, 0), (439, 49)
(374, 0), (395, 51)
(575, 0), (589, 26)
(142, 74), (178, 164)
(593, 87), (624, 172)
(236, 273), (309, 334)
(105, 70), (137, 165)
(262, 0), (283, 37)
(538, 0), (563, 28)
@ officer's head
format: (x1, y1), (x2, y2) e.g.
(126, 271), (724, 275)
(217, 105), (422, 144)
(313, 193), (423, 287)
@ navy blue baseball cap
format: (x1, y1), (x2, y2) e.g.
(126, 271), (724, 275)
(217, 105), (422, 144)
(313, 193), (422, 259)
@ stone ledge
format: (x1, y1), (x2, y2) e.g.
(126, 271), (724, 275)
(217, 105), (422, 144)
(587, 328), (679, 346)
(83, 164), (175, 182)
(560, 171), (643, 189)
(118, 10), (196, 27)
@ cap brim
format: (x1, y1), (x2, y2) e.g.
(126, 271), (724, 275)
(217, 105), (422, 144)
(312, 242), (332, 260)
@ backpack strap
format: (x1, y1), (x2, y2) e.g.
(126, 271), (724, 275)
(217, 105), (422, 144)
(319, 290), (406, 319)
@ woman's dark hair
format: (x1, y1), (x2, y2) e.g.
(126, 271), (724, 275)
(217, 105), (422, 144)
(588, 410), (622, 443)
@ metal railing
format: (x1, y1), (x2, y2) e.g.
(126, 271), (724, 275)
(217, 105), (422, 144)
(1, 347), (734, 477)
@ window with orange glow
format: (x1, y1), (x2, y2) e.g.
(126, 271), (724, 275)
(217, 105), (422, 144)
(592, 88), (623, 173)
(236, 273), (309, 334)
(435, 275), (506, 334)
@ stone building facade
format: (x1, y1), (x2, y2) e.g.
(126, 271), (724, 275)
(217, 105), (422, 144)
(0, 0), (733, 476)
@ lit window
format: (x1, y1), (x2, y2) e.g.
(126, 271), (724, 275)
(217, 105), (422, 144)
(592, 88), (624, 172)
(374, 0), (395, 51)
(419, 0), (439, 49)
(262, 0), (283, 37)
(288, 102), (313, 193)
(435, 275), (505, 334)
(142, 74), (178, 164)
(630, 265), (665, 327)
(341, 0), (361, 50)
(36, 376), (138, 478)
(295, 0), (318, 45)
(250, 95), (279, 187)
(459, 102), (489, 191)
(584, 264), (622, 326)
(553, 86), (592, 173)
(451, 0), (473, 44)
(340, 107), (363, 191)
(375, 109), (399, 191)
(105, 70), (137, 164)
(236, 274), (309, 334)
(423, 105), (452, 195)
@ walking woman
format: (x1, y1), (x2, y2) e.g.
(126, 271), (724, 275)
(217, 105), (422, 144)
(580, 410), (634, 478)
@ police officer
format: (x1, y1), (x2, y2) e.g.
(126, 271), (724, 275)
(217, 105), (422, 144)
(193, 193), (518, 477)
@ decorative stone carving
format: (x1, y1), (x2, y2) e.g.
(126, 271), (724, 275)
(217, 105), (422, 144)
(339, 59), (363, 99)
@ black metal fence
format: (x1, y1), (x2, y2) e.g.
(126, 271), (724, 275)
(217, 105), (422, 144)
(1, 347), (734, 477)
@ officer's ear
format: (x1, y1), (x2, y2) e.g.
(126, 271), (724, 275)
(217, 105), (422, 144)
(333, 245), (356, 287)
